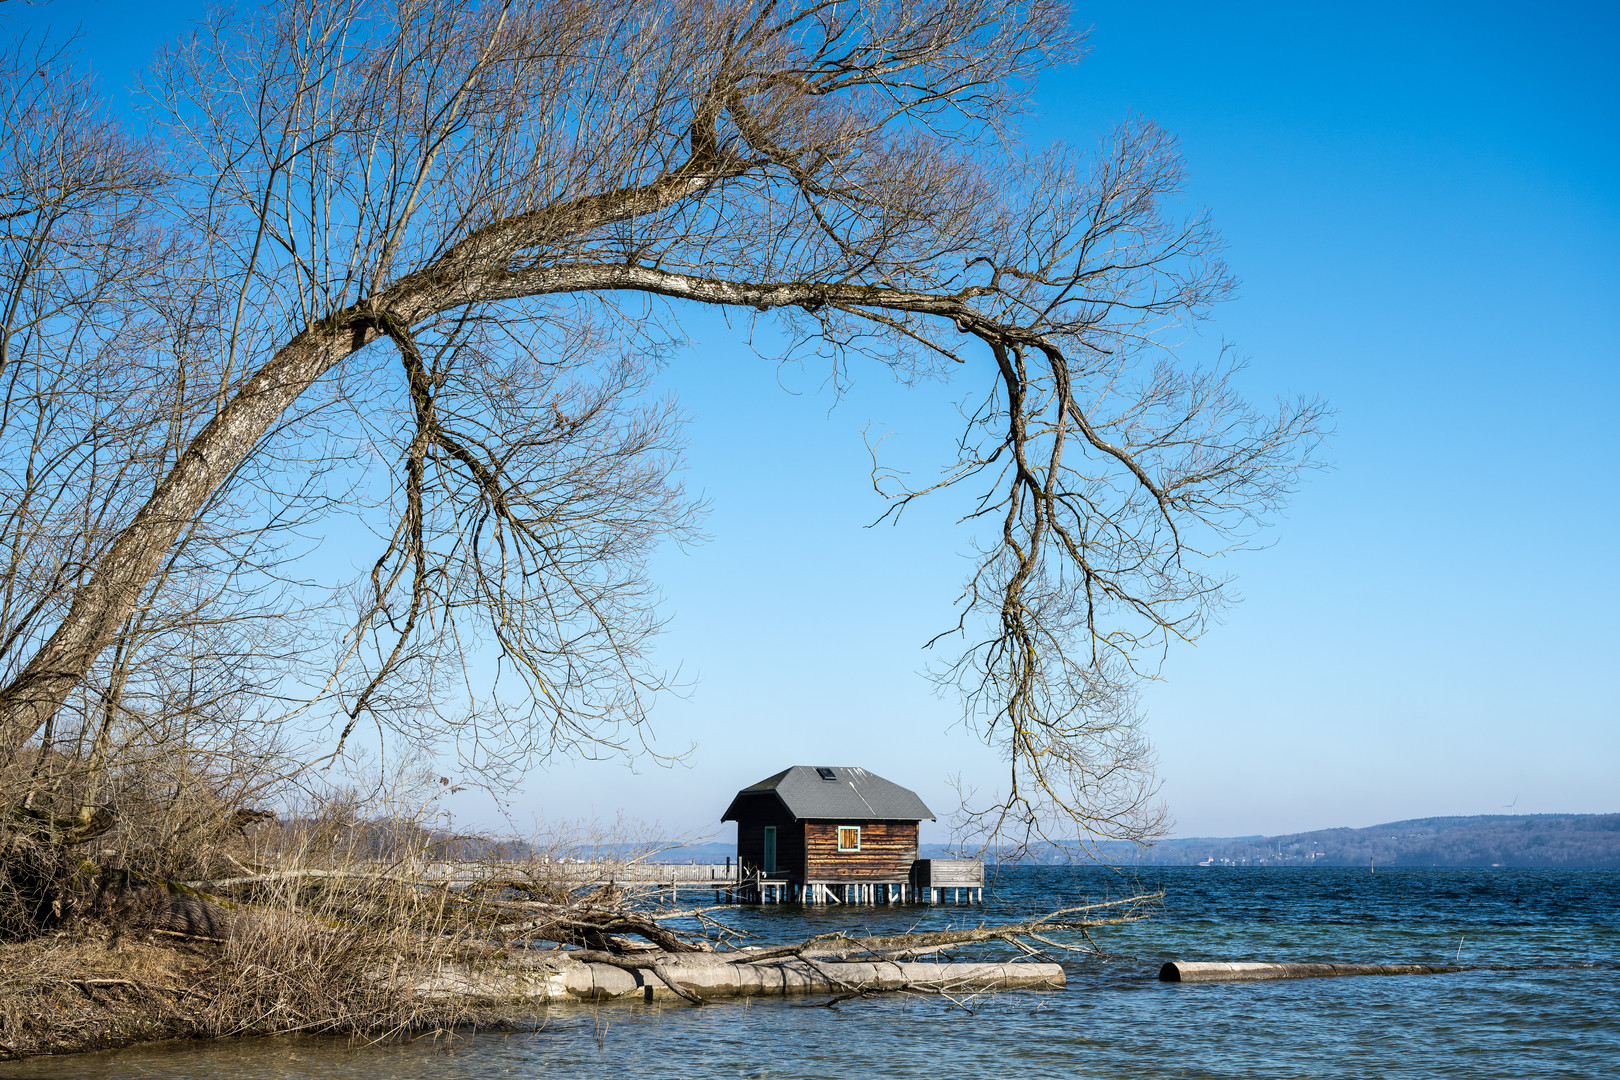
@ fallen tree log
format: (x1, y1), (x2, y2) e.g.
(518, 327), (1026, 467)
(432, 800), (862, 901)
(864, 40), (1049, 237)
(408, 953), (1066, 1004)
(1159, 960), (1462, 983)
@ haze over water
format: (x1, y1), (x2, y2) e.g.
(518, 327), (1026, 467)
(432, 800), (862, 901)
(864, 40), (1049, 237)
(12, 866), (1617, 1079)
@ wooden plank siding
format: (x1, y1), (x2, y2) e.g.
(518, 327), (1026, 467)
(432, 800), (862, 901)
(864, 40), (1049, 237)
(731, 792), (804, 877)
(803, 820), (919, 882)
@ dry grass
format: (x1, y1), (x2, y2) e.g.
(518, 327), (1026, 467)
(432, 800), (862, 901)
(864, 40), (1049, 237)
(0, 904), (497, 1059)
(0, 749), (707, 1061)
(0, 752), (541, 1060)
(0, 856), (517, 1059)
(0, 931), (208, 1057)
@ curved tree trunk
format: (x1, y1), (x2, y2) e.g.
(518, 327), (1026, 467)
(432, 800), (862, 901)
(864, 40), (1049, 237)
(0, 149), (735, 762)
(0, 324), (361, 760)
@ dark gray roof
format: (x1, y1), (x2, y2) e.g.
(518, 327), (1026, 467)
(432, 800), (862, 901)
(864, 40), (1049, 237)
(721, 766), (935, 822)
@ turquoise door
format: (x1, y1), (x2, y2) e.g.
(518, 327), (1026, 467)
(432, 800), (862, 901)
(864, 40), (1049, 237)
(763, 826), (777, 874)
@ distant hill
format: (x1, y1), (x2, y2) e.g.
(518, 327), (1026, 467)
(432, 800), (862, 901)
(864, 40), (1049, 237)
(916, 814), (1620, 868)
(655, 814), (1620, 868)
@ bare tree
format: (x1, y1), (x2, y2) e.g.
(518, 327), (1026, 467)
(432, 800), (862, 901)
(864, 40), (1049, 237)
(0, 29), (343, 851)
(0, 0), (1324, 843)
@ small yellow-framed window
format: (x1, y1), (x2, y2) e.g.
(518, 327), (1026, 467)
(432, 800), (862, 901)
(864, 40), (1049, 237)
(837, 826), (861, 852)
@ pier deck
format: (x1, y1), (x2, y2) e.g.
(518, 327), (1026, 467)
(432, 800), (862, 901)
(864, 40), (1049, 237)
(408, 860), (985, 905)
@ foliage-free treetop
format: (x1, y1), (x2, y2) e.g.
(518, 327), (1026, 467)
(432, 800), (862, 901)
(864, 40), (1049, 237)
(0, 0), (1323, 843)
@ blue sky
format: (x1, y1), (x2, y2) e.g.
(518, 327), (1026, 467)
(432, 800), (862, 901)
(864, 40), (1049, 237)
(10, 1), (1617, 841)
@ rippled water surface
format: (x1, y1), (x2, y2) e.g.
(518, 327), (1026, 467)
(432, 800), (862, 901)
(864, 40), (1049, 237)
(8, 867), (1617, 1079)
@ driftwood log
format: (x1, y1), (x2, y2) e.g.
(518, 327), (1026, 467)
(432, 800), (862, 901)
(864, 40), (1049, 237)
(409, 952), (1065, 1004)
(1159, 960), (1463, 983)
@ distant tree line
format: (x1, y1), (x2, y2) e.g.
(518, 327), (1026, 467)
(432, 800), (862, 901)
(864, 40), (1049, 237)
(1108, 814), (1620, 868)
(917, 814), (1620, 868)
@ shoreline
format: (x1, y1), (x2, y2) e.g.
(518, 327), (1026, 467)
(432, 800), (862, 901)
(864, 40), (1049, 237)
(0, 936), (1063, 1062)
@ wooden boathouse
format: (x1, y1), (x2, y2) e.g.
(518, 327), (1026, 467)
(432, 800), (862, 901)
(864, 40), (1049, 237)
(722, 765), (983, 904)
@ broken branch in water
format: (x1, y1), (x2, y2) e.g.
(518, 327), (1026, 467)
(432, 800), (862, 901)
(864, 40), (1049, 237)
(723, 893), (1162, 964)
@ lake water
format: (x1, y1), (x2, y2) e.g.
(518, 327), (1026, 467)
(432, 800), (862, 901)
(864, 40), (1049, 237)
(7, 867), (1617, 1079)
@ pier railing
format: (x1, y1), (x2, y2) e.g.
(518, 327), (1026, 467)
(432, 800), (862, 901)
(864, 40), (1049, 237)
(403, 859), (985, 905)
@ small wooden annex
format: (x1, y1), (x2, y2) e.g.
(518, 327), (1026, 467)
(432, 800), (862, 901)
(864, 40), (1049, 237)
(722, 765), (981, 904)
